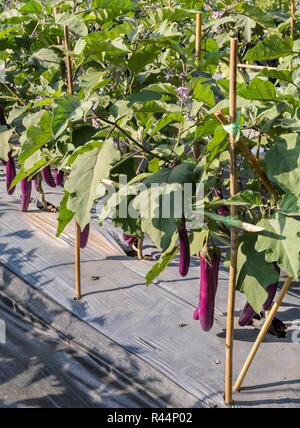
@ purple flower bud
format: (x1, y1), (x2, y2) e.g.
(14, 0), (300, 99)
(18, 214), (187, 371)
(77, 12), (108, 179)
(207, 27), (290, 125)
(176, 86), (189, 103)
(29, 31), (38, 39)
(92, 117), (100, 129)
(212, 10), (225, 19)
(179, 71), (188, 80)
(164, 69), (174, 81)
(184, 114), (194, 122)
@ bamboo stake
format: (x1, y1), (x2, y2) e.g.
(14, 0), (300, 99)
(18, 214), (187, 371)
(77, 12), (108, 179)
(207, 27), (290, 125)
(195, 13), (202, 60)
(234, 276), (293, 392)
(214, 110), (280, 202)
(237, 63), (277, 71)
(64, 25), (74, 95)
(64, 25), (82, 300)
(53, 6), (62, 45)
(291, 0), (295, 40)
(194, 12), (203, 160)
(225, 38), (238, 405)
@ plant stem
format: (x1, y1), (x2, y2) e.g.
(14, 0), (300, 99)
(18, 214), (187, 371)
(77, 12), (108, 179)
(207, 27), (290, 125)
(1, 83), (25, 106)
(91, 109), (170, 162)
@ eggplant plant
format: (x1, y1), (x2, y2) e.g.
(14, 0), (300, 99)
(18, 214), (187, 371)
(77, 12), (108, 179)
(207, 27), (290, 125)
(0, 0), (299, 325)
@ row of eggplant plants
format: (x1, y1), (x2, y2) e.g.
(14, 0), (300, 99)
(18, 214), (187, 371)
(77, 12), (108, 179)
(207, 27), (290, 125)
(0, 0), (300, 331)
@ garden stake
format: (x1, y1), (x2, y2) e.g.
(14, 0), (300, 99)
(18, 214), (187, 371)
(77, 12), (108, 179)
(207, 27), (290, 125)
(214, 110), (280, 202)
(234, 276), (293, 392)
(53, 7), (62, 45)
(225, 38), (238, 405)
(291, 0), (295, 40)
(237, 64), (277, 71)
(195, 13), (202, 60)
(64, 25), (82, 300)
(194, 12), (203, 160)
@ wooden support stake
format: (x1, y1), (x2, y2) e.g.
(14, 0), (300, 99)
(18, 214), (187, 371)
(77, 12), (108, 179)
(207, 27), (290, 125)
(225, 38), (238, 405)
(64, 25), (82, 300)
(195, 13), (202, 60)
(291, 0), (295, 40)
(214, 110), (280, 202)
(234, 277), (293, 392)
(53, 7), (62, 45)
(237, 63), (277, 71)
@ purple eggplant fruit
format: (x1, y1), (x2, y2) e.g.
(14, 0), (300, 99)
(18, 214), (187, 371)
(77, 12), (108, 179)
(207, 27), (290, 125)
(194, 251), (221, 331)
(123, 234), (138, 247)
(32, 174), (39, 192)
(214, 187), (230, 217)
(55, 169), (64, 186)
(6, 153), (16, 195)
(0, 105), (8, 165)
(80, 224), (90, 249)
(239, 302), (256, 327)
(41, 166), (56, 188)
(263, 263), (280, 311)
(239, 263), (280, 326)
(0, 105), (6, 126)
(178, 221), (190, 277)
(21, 178), (32, 212)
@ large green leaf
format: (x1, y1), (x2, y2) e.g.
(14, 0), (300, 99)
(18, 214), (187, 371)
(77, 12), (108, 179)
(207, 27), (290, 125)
(244, 36), (294, 61)
(57, 192), (75, 237)
(19, 0), (42, 14)
(65, 139), (120, 230)
(133, 164), (196, 251)
(133, 185), (181, 251)
(128, 45), (161, 73)
(205, 125), (228, 167)
(278, 193), (300, 215)
(92, 0), (137, 10)
(52, 96), (82, 139)
(55, 14), (88, 37)
(18, 111), (53, 163)
(79, 68), (111, 98)
(236, 233), (279, 314)
(258, 69), (294, 85)
(264, 134), (300, 195)
(30, 48), (61, 69)
(0, 126), (14, 162)
(255, 213), (300, 280)
(238, 78), (276, 101)
(193, 79), (215, 107)
(146, 245), (178, 286)
(236, 3), (275, 28)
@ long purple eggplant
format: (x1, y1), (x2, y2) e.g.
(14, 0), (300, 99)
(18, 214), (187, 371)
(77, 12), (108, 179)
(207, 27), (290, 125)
(123, 234), (138, 247)
(239, 263), (280, 326)
(214, 188), (230, 217)
(80, 224), (90, 249)
(0, 105), (8, 165)
(0, 105), (6, 126)
(41, 166), (56, 188)
(193, 251), (221, 332)
(6, 153), (16, 195)
(238, 303), (256, 327)
(21, 178), (32, 212)
(263, 263), (280, 311)
(55, 169), (64, 186)
(32, 174), (39, 192)
(178, 221), (190, 277)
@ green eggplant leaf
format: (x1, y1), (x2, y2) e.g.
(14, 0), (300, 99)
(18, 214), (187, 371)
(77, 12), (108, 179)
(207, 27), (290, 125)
(255, 213), (300, 280)
(237, 233), (280, 314)
(65, 139), (120, 230)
